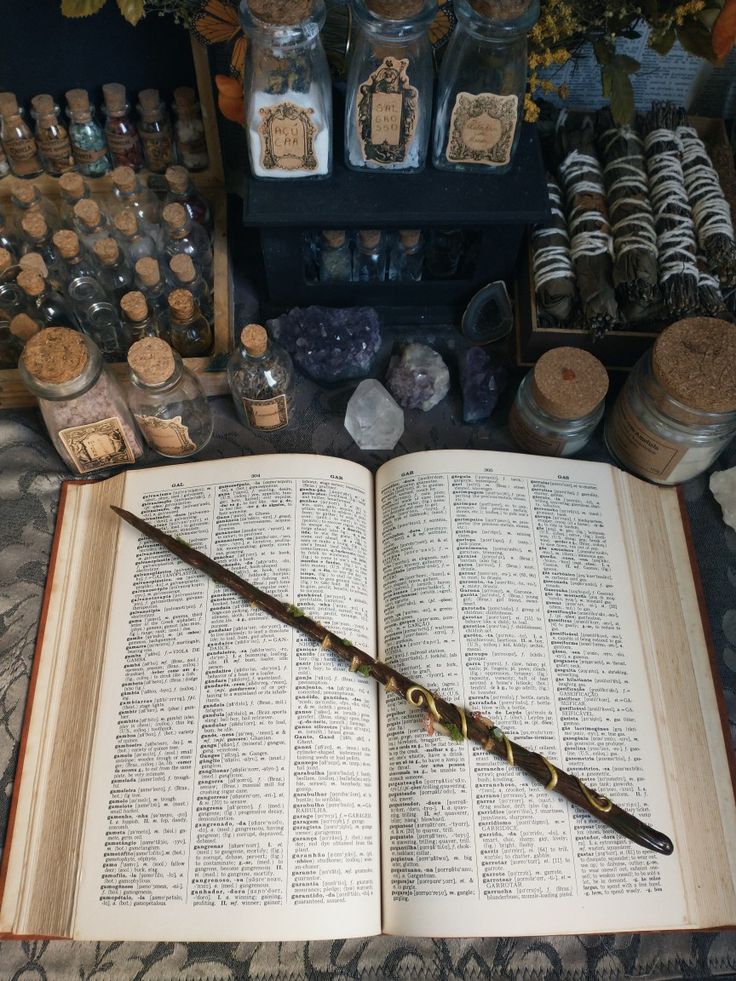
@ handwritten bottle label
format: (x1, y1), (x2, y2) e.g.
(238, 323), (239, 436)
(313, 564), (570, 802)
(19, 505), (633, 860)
(445, 92), (518, 167)
(134, 413), (196, 456)
(58, 416), (136, 474)
(38, 133), (74, 170)
(606, 394), (687, 480)
(508, 403), (565, 456)
(243, 394), (289, 431)
(4, 136), (40, 163)
(72, 144), (108, 166)
(358, 58), (417, 165)
(259, 102), (318, 172)
(140, 131), (174, 172)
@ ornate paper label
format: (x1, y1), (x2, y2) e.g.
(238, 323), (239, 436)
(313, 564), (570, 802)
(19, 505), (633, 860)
(72, 144), (109, 166)
(243, 395), (289, 431)
(258, 101), (317, 172)
(4, 137), (39, 162)
(139, 132), (174, 171)
(357, 58), (417, 165)
(445, 92), (518, 167)
(134, 413), (196, 456)
(606, 395), (687, 480)
(508, 403), (565, 456)
(58, 416), (136, 474)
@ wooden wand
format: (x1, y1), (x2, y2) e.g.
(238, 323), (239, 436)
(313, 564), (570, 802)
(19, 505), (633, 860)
(112, 506), (675, 857)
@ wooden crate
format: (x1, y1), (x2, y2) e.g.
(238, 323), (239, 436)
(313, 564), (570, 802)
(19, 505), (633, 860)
(0, 40), (232, 408)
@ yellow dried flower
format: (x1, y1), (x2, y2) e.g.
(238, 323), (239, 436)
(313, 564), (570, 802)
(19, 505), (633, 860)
(524, 93), (540, 123)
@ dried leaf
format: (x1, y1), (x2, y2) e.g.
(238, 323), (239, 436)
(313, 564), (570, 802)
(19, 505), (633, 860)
(601, 56), (638, 126)
(60, 0), (107, 16)
(116, 0), (144, 23)
(649, 26), (676, 55)
(713, 0), (736, 60)
(677, 19), (718, 61)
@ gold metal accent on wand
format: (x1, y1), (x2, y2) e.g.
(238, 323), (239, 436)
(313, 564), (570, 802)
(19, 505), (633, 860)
(541, 757), (558, 792)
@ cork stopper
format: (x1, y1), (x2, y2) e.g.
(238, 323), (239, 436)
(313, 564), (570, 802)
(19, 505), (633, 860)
(0, 92), (19, 117)
(21, 326), (88, 385)
(652, 317), (736, 414)
(247, 0), (312, 23)
(20, 212), (47, 241)
(241, 323), (268, 356)
(138, 88), (161, 115)
(74, 198), (101, 229)
(127, 336), (175, 384)
(102, 82), (127, 112)
(366, 0), (426, 17)
(12, 181), (36, 205)
(111, 165), (136, 191)
(16, 270), (45, 298)
(174, 86), (196, 108)
(531, 347), (609, 420)
(135, 256), (161, 287)
(169, 253), (195, 283)
(399, 228), (421, 247)
(93, 237), (120, 266)
(19, 252), (49, 279)
(52, 229), (80, 259)
(167, 288), (194, 320)
(113, 208), (138, 237)
(65, 88), (91, 114)
(31, 93), (55, 116)
(0, 248), (12, 274)
(469, 0), (530, 20)
(162, 202), (187, 228)
(322, 229), (346, 247)
(165, 165), (189, 194)
(359, 229), (381, 248)
(59, 171), (84, 198)
(120, 290), (149, 323)
(9, 312), (40, 343)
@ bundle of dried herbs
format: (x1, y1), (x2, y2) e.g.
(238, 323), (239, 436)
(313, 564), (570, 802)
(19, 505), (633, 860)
(697, 256), (728, 317)
(596, 109), (658, 305)
(643, 103), (699, 318)
(556, 111), (620, 336)
(531, 174), (577, 324)
(677, 123), (736, 288)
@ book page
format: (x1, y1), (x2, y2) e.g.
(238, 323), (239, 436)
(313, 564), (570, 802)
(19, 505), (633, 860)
(75, 454), (380, 941)
(376, 450), (687, 937)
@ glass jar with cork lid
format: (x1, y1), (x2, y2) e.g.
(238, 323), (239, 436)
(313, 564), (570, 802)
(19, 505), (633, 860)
(30, 94), (74, 176)
(605, 317), (736, 485)
(509, 346), (609, 457)
(137, 89), (175, 174)
(166, 288), (212, 357)
(0, 92), (43, 179)
(18, 327), (143, 474)
(102, 83), (144, 171)
(227, 322), (294, 431)
(65, 88), (111, 177)
(125, 336), (213, 458)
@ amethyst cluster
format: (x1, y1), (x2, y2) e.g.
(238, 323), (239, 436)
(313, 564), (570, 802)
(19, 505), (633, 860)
(268, 305), (381, 383)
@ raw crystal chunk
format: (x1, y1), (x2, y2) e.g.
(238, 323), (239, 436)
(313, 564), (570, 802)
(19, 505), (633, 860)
(460, 346), (508, 423)
(711, 466), (736, 532)
(344, 379), (404, 451)
(268, 305), (381, 383)
(385, 342), (450, 411)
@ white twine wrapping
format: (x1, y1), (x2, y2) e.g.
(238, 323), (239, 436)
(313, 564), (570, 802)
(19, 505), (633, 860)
(558, 150), (614, 261)
(600, 126), (657, 260)
(677, 125), (735, 245)
(532, 181), (575, 290)
(643, 128), (699, 283)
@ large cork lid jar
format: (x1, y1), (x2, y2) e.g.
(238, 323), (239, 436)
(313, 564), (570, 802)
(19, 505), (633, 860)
(246, 0), (314, 24)
(365, 0), (430, 18)
(532, 347), (609, 420)
(127, 337), (176, 385)
(21, 327), (91, 387)
(652, 317), (736, 415)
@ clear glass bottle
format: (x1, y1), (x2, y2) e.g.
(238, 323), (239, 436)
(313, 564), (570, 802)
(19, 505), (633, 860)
(18, 213), (63, 288)
(164, 165), (212, 231)
(113, 208), (158, 265)
(509, 347), (609, 457)
(388, 228), (424, 281)
(120, 290), (167, 345)
(0, 317), (23, 369)
(353, 228), (387, 281)
(0, 143), (8, 177)
(241, 0), (332, 179)
(73, 198), (113, 254)
(137, 89), (175, 174)
(65, 88), (112, 177)
(166, 288), (212, 357)
(58, 172), (94, 229)
(161, 202), (213, 284)
(0, 250), (27, 319)
(52, 229), (100, 289)
(18, 328), (143, 474)
(134, 256), (169, 317)
(126, 337), (213, 458)
(168, 253), (213, 324)
(92, 237), (134, 301)
(172, 87), (209, 172)
(0, 92), (43, 178)
(432, 0), (539, 174)
(17, 269), (80, 329)
(227, 322), (295, 431)
(110, 166), (161, 241)
(80, 300), (129, 362)
(30, 94), (75, 176)
(102, 82), (144, 171)
(345, 0), (435, 173)
(0, 208), (19, 257)
(319, 229), (352, 282)
(10, 179), (60, 234)
(605, 318), (736, 485)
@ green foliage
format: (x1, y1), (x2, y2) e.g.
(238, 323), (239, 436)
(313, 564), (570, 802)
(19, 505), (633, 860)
(117, 0), (145, 24)
(286, 604), (305, 618)
(445, 723), (465, 742)
(357, 665), (372, 678)
(61, 0), (107, 16)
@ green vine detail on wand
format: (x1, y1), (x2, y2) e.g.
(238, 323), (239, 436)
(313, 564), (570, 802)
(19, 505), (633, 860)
(111, 505), (675, 858)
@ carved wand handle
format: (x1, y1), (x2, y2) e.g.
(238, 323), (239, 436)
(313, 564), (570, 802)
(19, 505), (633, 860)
(112, 506), (674, 856)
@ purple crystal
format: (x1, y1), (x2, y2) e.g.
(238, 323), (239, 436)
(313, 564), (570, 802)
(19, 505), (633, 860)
(460, 346), (508, 423)
(386, 343), (450, 411)
(267, 305), (381, 383)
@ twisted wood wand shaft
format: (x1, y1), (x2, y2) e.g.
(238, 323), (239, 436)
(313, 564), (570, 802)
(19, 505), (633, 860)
(112, 506), (674, 856)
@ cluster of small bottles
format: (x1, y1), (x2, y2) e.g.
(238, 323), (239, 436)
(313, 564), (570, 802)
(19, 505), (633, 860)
(0, 84), (208, 180)
(0, 164), (214, 369)
(305, 226), (476, 284)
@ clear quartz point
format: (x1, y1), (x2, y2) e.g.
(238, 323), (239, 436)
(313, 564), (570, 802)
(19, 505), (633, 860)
(344, 378), (404, 451)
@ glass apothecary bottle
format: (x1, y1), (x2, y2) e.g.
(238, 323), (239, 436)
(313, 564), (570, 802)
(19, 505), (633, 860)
(227, 322), (294, 431)
(353, 229), (387, 281)
(509, 346), (609, 457)
(166, 288), (212, 356)
(0, 92), (43, 178)
(172, 87), (209, 172)
(345, 0), (435, 173)
(319, 229), (351, 282)
(432, 0), (539, 174)
(240, 0), (332, 179)
(164, 165), (212, 231)
(18, 327), (143, 474)
(126, 336), (213, 458)
(102, 82), (144, 171)
(137, 89), (175, 174)
(161, 202), (213, 284)
(134, 256), (169, 317)
(93, 237), (134, 300)
(605, 317), (736, 485)
(120, 289), (167, 345)
(30, 94), (74, 176)
(65, 88), (112, 177)
(388, 228), (424, 281)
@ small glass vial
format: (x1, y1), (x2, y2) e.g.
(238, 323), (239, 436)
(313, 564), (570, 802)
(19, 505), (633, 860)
(168, 253), (213, 324)
(52, 229), (98, 286)
(110, 165), (161, 239)
(17, 269), (80, 329)
(319, 229), (351, 282)
(30, 94), (75, 176)
(0, 92), (43, 178)
(241, 0), (332, 179)
(80, 300), (128, 362)
(509, 347), (609, 457)
(353, 229), (387, 281)
(18, 213), (63, 288)
(388, 228), (424, 281)
(164, 165), (212, 231)
(134, 256), (169, 317)
(161, 202), (213, 284)
(345, 0), (435, 173)
(6, 312), (41, 364)
(605, 317), (736, 485)
(102, 82), (144, 171)
(0, 317), (23, 369)
(10, 179), (60, 233)
(0, 143), (9, 177)
(166, 288), (212, 357)
(92, 237), (134, 301)
(18, 328), (143, 474)
(172, 87), (209, 172)
(73, 198), (112, 254)
(65, 88), (112, 177)
(137, 89), (175, 174)
(432, 0), (539, 174)
(126, 336), (213, 458)
(113, 208), (158, 265)
(120, 289), (167, 345)
(58, 172), (94, 229)
(0, 248), (27, 318)
(227, 322), (295, 431)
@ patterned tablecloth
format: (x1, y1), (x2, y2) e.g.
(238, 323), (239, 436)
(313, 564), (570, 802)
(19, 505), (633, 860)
(1, 351), (736, 979)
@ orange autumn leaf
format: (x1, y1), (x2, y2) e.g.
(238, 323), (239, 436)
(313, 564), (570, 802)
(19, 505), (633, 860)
(713, 0), (736, 61)
(214, 74), (244, 125)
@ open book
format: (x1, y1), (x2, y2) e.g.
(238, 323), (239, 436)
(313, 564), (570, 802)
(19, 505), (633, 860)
(1, 450), (735, 941)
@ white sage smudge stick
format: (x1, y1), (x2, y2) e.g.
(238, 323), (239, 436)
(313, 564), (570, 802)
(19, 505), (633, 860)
(697, 255), (728, 317)
(532, 174), (577, 323)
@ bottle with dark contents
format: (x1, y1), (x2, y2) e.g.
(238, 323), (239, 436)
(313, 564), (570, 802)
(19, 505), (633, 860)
(172, 87), (209, 172)
(30, 94), (74, 176)
(134, 256), (169, 317)
(137, 89), (175, 174)
(164, 165), (212, 231)
(102, 83), (144, 171)
(318, 229), (351, 282)
(227, 322), (294, 432)
(92, 237), (134, 301)
(168, 253), (212, 324)
(120, 289), (167, 344)
(126, 336), (213, 458)
(16, 269), (80, 329)
(161, 203), (213, 284)
(65, 88), (112, 177)
(166, 288), (212, 357)
(0, 92), (43, 178)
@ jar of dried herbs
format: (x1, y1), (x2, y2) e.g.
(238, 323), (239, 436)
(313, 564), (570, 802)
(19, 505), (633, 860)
(18, 327), (143, 474)
(227, 322), (294, 431)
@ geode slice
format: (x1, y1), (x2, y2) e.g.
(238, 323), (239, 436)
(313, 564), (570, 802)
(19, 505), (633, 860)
(386, 342), (450, 411)
(267, 305), (381, 383)
(460, 346), (509, 423)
